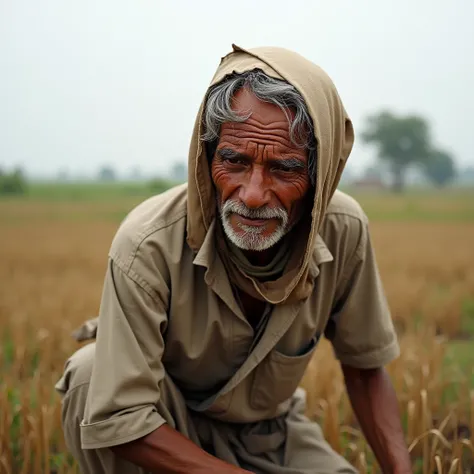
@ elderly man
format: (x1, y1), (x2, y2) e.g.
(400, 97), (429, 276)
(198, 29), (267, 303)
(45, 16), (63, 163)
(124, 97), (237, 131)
(56, 45), (412, 473)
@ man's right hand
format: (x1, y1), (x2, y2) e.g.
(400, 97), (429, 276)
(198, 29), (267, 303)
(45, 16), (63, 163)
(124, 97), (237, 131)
(111, 424), (253, 474)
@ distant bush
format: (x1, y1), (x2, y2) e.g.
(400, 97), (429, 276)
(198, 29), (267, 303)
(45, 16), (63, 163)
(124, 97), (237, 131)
(148, 178), (175, 194)
(0, 168), (27, 196)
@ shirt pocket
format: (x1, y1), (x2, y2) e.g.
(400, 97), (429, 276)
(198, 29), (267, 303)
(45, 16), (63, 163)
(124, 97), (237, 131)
(250, 334), (320, 411)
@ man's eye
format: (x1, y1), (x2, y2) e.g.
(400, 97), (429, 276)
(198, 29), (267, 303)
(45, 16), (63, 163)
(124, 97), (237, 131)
(226, 157), (246, 166)
(273, 165), (292, 173)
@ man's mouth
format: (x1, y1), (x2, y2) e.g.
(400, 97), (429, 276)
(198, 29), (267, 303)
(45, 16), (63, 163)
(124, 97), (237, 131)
(234, 214), (272, 227)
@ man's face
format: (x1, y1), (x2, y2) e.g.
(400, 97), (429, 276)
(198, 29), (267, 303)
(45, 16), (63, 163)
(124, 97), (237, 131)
(211, 87), (311, 252)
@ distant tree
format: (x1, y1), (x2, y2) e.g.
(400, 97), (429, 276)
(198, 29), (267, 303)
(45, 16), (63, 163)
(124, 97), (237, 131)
(361, 111), (432, 192)
(363, 164), (384, 180)
(129, 166), (142, 181)
(57, 168), (69, 181)
(422, 149), (456, 187)
(0, 167), (27, 195)
(98, 165), (116, 182)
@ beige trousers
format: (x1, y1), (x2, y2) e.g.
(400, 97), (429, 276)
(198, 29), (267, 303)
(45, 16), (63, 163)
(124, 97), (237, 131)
(56, 343), (357, 474)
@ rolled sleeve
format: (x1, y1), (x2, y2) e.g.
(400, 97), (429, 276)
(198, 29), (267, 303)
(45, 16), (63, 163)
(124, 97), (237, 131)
(80, 258), (168, 449)
(326, 221), (400, 369)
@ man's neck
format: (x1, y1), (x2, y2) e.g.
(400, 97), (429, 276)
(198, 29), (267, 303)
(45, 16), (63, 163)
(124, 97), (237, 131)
(242, 244), (281, 266)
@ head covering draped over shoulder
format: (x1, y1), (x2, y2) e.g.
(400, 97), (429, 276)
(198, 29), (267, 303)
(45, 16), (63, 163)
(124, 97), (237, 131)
(186, 45), (355, 305)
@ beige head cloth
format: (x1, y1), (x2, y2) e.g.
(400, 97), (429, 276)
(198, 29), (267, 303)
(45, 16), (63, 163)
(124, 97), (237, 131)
(186, 44), (355, 305)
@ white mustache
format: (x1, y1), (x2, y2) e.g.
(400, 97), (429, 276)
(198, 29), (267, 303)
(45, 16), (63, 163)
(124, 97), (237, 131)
(221, 200), (289, 227)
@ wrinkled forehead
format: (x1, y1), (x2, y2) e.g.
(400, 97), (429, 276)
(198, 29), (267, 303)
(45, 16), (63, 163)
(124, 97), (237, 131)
(218, 126), (309, 162)
(218, 88), (306, 157)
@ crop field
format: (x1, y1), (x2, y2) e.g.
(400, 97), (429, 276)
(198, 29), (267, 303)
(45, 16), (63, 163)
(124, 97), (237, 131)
(0, 184), (473, 473)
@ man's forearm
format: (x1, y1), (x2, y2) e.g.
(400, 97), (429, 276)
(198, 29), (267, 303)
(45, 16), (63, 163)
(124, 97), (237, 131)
(111, 424), (251, 474)
(342, 365), (412, 473)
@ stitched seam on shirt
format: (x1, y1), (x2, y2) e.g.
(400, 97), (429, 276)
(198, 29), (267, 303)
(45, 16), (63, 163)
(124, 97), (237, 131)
(319, 213), (368, 283)
(61, 381), (90, 400)
(110, 256), (165, 307)
(328, 220), (367, 326)
(113, 209), (187, 272)
(129, 210), (187, 269)
(127, 267), (165, 309)
(108, 210), (186, 305)
(336, 337), (399, 361)
(80, 405), (158, 428)
(81, 420), (165, 448)
(337, 219), (366, 292)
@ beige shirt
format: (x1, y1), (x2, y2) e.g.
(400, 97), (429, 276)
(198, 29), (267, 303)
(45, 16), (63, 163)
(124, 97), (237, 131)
(79, 184), (399, 449)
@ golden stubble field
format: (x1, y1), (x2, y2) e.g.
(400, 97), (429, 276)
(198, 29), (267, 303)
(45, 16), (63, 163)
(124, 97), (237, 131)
(1, 192), (473, 473)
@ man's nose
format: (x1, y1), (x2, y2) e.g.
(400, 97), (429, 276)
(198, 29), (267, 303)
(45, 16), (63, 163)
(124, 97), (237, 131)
(238, 168), (271, 208)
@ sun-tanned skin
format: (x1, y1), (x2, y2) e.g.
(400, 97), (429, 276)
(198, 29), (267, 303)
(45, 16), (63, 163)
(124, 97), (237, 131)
(211, 87), (311, 266)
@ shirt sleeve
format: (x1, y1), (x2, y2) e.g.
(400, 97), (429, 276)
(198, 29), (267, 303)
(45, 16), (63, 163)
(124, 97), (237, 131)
(325, 220), (400, 369)
(80, 257), (168, 449)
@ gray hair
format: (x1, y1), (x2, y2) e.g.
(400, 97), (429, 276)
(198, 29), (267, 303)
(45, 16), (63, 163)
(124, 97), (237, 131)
(202, 69), (317, 186)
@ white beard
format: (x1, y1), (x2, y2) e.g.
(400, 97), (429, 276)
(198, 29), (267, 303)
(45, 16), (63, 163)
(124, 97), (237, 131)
(220, 200), (289, 252)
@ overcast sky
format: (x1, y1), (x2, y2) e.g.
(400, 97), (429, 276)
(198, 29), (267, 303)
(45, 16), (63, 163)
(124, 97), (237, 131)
(1, 0), (473, 179)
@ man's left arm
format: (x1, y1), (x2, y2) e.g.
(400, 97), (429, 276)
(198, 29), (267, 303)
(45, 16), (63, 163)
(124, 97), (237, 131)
(342, 365), (411, 473)
(326, 215), (411, 473)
